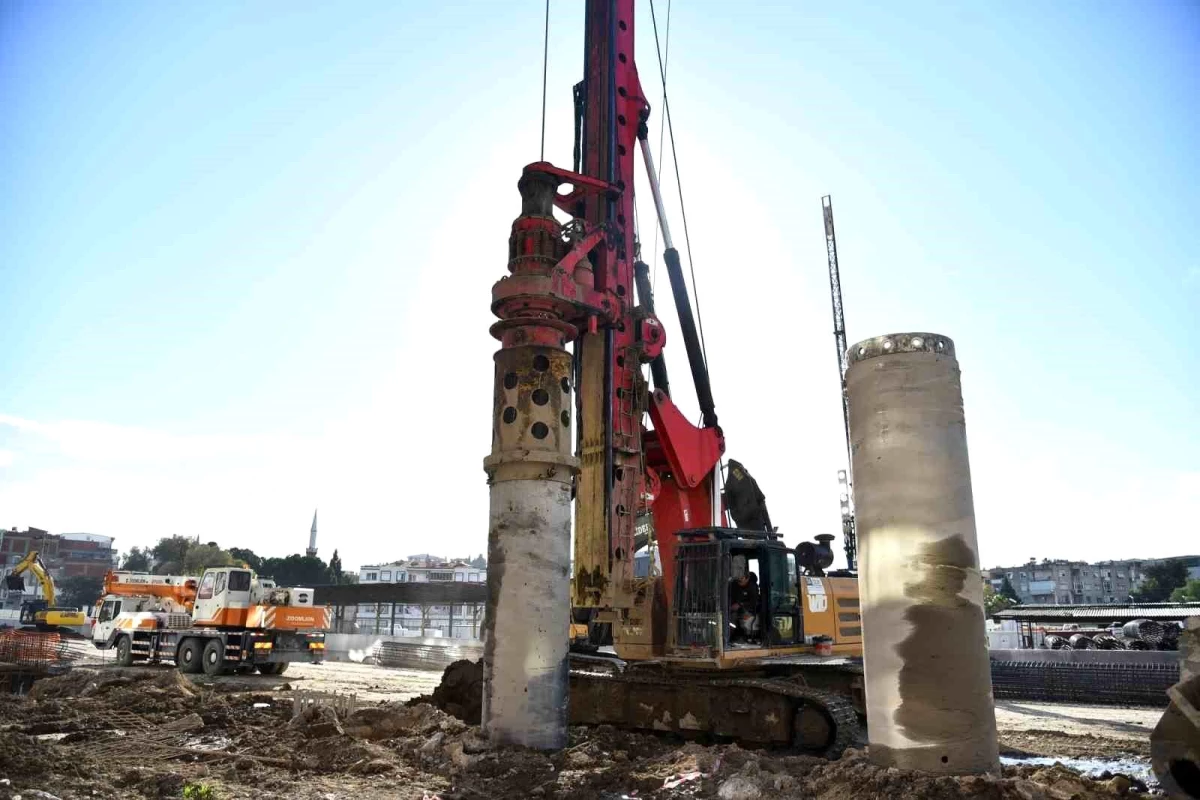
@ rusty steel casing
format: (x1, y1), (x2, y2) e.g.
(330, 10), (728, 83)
(846, 333), (999, 775)
(481, 344), (578, 750)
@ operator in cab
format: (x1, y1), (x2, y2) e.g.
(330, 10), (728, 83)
(728, 558), (760, 643)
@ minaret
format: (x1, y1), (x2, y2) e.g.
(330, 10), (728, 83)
(306, 510), (318, 557)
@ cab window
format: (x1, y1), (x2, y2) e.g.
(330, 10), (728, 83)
(214, 572), (227, 595)
(228, 570), (251, 592)
(197, 573), (216, 600)
(98, 600), (116, 623)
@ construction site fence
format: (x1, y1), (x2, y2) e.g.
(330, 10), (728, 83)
(989, 649), (1179, 706)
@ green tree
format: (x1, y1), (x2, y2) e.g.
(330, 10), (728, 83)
(56, 575), (105, 609)
(1132, 559), (1190, 602)
(182, 543), (235, 574)
(984, 581), (1015, 617)
(229, 548), (262, 571)
(1169, 579), (1200, 603)
(258, 554), (330, 587)
(151, 536), (195, 574)
(999, 576), (1021, 603)
(121, 546), (151, 572)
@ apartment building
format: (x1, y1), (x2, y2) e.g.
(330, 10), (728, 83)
(986, 558), (1147, 605)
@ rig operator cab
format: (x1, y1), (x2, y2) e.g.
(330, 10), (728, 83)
(672, 529), (860, 663)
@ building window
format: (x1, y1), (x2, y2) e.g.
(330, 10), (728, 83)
(469, 572), (481, 582)
(428, 571), (454, 581)
(455, 573), (465, 582)
(365, 572), (378, 582)
(381, 571), (391, 581)
(398, 572), (406, 582)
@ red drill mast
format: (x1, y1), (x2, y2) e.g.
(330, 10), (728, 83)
(489, 0), (723, 631)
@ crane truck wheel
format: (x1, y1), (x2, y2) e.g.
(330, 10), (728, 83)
(177, 638), (203, 674)
(114, 635), (134, 667)
(201, 639), (225, 676)
(257, 662), (287, 676)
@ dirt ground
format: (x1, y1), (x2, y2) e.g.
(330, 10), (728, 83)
(0, 661), (1161, 800)
(994, 700), (1160, 759)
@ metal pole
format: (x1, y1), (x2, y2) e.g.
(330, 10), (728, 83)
(637, 135), (716, 430)
(823, 195), (856, 571)
(638, 136), (675, 249)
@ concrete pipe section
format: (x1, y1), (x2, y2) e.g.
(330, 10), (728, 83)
(481, 344), (578, 750)
(846, 333), (999, 774)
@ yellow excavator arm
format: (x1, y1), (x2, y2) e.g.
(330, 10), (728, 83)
(7, 550), (58, 606)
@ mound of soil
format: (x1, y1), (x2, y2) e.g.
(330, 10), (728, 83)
(410, 658), (483, 725)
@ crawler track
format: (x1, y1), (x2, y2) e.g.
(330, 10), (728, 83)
(569, 658), (862, 758)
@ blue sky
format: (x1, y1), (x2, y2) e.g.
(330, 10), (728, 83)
(2, 1), (1196, 571)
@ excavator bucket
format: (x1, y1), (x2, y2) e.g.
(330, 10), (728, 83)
(1152, 672), (1200, 799)
(1153, 617), (1200, 798)
(4, 575), (25, 591)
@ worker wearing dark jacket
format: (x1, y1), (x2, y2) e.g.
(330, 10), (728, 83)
(729, 572), (760, 642)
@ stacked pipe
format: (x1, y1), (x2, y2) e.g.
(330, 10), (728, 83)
(1160, 623), (1182, 651)
(1044, 635), (1069, 650)
(1093, 634), (1127, 650)
(1068, 633), (1096, 650)
(1124, 619), (1165, 646)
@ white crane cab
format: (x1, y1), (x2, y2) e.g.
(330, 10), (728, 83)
(193, 567), (254, 627)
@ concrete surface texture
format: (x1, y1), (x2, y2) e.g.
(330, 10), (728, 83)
(481, 341), (577, 750)
(847, 333), (1000, 775)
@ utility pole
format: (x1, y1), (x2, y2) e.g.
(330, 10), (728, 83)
(822, 195), (856, 572)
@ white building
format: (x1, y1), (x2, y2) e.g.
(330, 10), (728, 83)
(358, 557), (484, 585)
(356, 555), (485, 638)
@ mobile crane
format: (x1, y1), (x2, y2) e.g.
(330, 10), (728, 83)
(3, 551), (87, 630)
(485, 0), (863, 756)
(92, 567), (329, 675)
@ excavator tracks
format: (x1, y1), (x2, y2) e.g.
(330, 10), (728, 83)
(568, 658), (863, 759)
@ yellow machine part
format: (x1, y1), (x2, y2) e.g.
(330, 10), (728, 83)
(801, 576), (863, 647)
(40, 609), (86, 627)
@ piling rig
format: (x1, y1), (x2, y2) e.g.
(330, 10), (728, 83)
(482, 0), (863, 756)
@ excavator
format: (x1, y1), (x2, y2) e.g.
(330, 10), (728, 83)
(3, 551), (86, 631)
(483, 0), (864, 757)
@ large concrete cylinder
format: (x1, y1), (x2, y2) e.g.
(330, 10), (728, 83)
(481, 343), (577, 749)
(846, 333), (999, 774)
